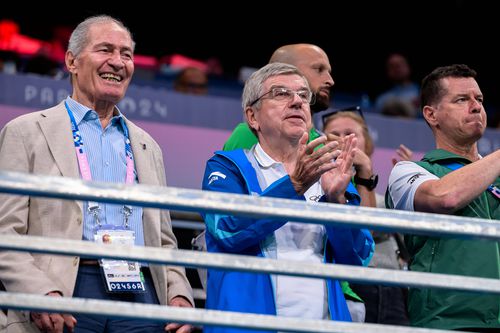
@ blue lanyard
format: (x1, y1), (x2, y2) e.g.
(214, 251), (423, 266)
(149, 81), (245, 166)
(443, 162), (500, 201)
(65, 101), (135, 227)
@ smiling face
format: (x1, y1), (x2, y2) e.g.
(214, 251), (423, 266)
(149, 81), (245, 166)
(65, 21), (134, 110)
(246, 74), (312, 145)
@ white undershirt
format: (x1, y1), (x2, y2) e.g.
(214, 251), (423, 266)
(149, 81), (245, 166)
(253, 144), (328, 320)
(387, 161), (439, 211)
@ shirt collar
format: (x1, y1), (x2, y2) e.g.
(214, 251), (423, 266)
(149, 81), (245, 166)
(65, 96), (124, 126)
(253, 143), (281, 168)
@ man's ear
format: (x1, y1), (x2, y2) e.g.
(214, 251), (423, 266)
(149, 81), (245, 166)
(423, 105), (438, 127)
(65, 51), (77, 74)
(245, 106), (259, 132)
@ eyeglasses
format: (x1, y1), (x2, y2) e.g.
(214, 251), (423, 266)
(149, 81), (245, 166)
(249, 87), (315, 107)
(322, 105), (364, 126)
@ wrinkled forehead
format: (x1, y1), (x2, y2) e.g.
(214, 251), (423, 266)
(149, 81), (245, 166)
(87, 22), (133, 48)
(263, 74), (309, 90)
(441, 77), (481, 95)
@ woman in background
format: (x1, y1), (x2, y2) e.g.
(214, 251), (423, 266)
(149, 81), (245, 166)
(323, 109), (411, 325)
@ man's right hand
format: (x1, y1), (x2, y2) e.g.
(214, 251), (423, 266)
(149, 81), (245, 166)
(321, 134), (358, 203)
(30, 292), (76, 333)
(291, 133), (340, 195)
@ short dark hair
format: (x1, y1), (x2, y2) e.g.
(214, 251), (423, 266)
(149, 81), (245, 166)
(420, 64), (477, 107)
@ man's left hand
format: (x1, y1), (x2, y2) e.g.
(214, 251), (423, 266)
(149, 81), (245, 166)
(165, 296), (193, 332)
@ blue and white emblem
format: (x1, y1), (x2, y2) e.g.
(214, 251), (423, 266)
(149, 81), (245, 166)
(208, 171), (226, 185)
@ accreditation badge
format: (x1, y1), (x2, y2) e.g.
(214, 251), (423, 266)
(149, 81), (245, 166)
(94, 226), (146, 293)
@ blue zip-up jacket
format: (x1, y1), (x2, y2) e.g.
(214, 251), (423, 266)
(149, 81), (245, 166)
(201, 149), (374, 333)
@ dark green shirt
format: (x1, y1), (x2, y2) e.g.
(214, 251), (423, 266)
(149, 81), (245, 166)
(223, 122), (322, 151)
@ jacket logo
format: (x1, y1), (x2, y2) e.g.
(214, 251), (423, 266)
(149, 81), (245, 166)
(407, 173), (424, 185)
(208, 171), (226, 185)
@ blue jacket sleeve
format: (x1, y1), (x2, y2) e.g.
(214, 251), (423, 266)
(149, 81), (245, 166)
(325, 227), (374, 266)
(201, 156), (302, 253)
(320, 193), (374, 266)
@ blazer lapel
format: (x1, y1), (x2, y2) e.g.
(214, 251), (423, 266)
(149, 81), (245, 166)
(38, 102), (83, 216)
(126, 119), (154, 185)
(38, 102), (80, 179)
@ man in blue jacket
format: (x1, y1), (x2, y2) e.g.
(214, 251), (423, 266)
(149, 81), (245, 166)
(201, 62), (374, 333)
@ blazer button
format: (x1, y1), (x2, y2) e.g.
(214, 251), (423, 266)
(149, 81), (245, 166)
(73, 256), (79, 266)
(76, 217), (82, 225)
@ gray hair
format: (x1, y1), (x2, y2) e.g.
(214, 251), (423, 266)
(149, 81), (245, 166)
(242, 62), (309, 110)
(67, 15), (135, 57)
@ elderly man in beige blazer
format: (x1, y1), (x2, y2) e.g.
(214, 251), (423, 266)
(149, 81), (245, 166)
(0, 15), (193, 333)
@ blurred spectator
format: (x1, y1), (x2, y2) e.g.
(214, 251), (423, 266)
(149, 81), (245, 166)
(0, 21), (68, 78)
(375, 53), (420, 118)
(21, 26), (69, 78)
(160, 54), (223, 76)
(238, 66), (258, 84)
(45, 25), (71, 64)
(488, 109), (500, 129)
(0, 50), (18, 74)
(173, 67), (208, 95)
(23, 54), (61, 77)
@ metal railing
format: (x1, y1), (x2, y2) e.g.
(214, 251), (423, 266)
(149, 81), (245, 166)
(0, 170), (498, 240)
(0, 235), (499, 295)
(0, 292), (457, 333)
(0, 170), (497, 332)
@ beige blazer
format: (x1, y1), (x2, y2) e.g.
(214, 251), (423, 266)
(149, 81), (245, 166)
(0, 102), (193, 332)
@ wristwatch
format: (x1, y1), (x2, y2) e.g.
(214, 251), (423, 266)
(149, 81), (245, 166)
(354, 174), (378, 191)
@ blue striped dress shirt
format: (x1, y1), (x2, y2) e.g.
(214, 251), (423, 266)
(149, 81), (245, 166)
(65, 97), (144, 246)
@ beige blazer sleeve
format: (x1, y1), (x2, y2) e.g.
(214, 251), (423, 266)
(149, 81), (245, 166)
(0, 103), (82, 299)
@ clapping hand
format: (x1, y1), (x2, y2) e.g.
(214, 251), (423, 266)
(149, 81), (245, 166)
(290, 132), (342, 195)
(321, 134), (358, 203)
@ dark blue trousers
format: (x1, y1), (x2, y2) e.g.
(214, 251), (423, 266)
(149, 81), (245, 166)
(66, 264), (166, 333)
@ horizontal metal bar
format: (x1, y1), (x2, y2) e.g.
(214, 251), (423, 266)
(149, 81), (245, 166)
(0, 170), (498, 240)
(0, 235), (499, 295)
(0, 292), (463, 333)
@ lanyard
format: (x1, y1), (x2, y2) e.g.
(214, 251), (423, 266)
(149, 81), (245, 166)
(443, 162), (500, 201)
(65, 101), (135, 228)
